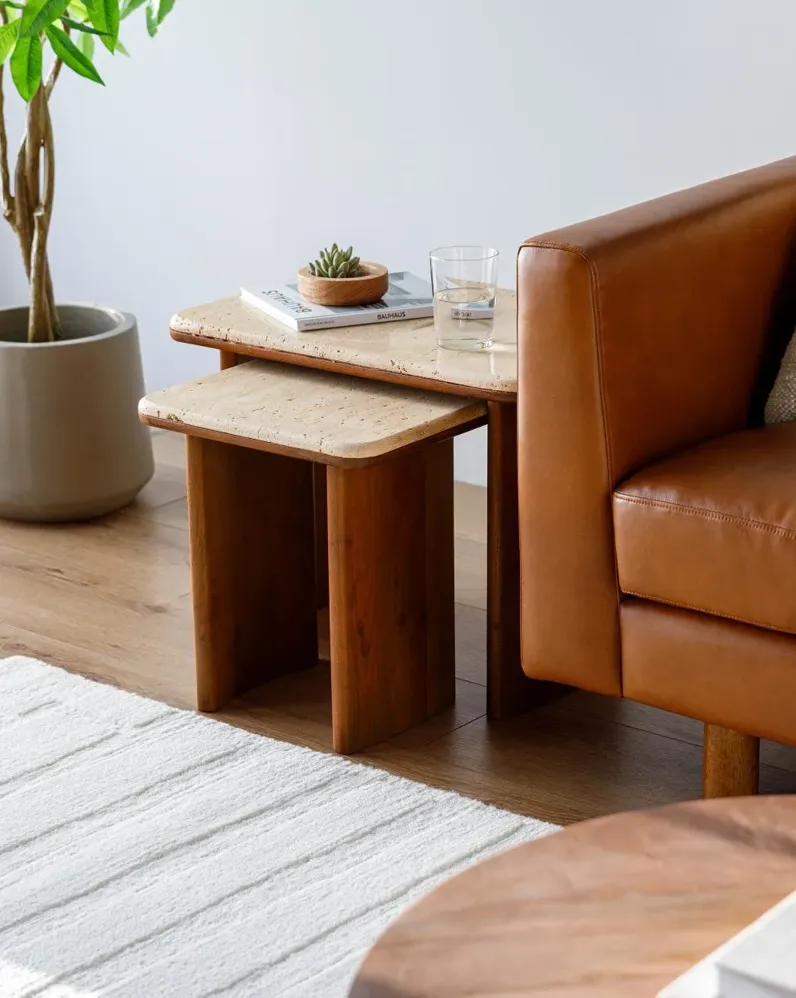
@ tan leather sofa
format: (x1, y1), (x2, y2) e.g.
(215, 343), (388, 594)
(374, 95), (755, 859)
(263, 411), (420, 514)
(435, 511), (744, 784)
(517, 157), (796, 797)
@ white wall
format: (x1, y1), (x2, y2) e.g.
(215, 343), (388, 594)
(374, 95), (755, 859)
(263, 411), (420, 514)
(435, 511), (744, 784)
(1, 0), (795, 485)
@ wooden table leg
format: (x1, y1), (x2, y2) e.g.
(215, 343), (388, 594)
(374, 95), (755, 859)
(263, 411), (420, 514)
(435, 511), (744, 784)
(327, 446), (455, 753)
(313, 464), (329, 610)
(487, 401), (567, 718)
(219, 350), (240, 371)
(186, 435), (318, 711)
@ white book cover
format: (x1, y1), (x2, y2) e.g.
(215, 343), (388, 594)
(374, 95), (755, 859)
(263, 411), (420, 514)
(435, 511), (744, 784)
(659, 891), (796, 998)
(240, 271), (433, 331)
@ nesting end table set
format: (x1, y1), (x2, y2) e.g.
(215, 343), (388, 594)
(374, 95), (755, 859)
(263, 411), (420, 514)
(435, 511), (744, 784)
(140, 292), (555, 752)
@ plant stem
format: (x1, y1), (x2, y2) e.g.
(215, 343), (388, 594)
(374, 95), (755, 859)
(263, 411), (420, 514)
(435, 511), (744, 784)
(0, 29), (63, 343)
(25, 87), (56, 343)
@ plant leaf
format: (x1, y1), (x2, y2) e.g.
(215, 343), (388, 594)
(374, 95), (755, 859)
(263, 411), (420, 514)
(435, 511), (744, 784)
(10, 33), (42, 101)
(0, 2), (26, 11)
(77, 25), (93, 58)
(68, 0), (89, 16)
(144, 1), (156, 35)
(114, 36), (128, 54)
(120, 0), (145, 17)
(60, 15), (110, 35)
(0, 20), (18, 65)
(19, 0), (70, 37)
(87, 0), (119, 51)
(45, 23), (103, 83)
(156, 0), (173, 23)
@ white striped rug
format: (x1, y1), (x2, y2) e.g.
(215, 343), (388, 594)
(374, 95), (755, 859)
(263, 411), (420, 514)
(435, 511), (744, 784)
(0, 656), (556, 997)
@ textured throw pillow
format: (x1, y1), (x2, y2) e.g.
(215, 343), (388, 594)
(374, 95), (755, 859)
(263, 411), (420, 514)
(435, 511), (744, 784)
(765, 329), (796, 423)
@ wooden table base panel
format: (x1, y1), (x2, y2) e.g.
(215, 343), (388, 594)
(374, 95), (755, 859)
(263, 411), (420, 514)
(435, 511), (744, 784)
(327, 444), (456, 754)
(186, 435), (318, 711)
(487, 401), (568, 718)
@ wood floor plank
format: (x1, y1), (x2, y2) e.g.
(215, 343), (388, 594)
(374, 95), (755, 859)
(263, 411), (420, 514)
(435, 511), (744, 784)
(3, 453), (795, 824)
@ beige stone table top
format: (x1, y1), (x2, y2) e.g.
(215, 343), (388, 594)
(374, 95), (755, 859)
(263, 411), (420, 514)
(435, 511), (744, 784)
(139, 359), (487, 467)
(170, 290), (518, 400)
(352, 795), (796, 998)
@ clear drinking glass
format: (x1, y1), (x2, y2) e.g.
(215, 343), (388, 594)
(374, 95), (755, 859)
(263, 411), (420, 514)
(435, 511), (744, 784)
(429, 246), (499, 351)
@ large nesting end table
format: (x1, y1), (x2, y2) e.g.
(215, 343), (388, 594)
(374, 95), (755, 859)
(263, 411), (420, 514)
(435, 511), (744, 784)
(140, 360), (486, 753)
(169, 291), (560, 718)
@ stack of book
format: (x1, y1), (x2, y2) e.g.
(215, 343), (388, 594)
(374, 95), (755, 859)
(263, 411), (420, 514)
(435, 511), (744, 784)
(241, 272), (433, 332)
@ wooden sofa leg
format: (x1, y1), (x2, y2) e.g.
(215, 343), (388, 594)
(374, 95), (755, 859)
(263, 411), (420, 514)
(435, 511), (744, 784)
(703, 723), (760, 798)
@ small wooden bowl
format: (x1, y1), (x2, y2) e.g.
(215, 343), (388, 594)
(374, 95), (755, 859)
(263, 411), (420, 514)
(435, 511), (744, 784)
(297, 262), (389, 307)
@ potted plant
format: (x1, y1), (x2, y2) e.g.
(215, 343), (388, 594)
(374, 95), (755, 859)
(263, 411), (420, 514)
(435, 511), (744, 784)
(298, 244), (388, 306)
(0, 0), (175, 521)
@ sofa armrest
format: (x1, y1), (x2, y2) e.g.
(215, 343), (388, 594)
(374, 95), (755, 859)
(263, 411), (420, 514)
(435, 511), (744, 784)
(517, 156), (796, 695)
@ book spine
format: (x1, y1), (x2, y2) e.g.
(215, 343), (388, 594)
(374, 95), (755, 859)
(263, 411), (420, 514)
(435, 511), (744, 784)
(295, 304), (432, 332)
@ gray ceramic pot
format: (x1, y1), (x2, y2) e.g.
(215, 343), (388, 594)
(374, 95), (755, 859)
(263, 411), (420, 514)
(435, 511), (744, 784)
(0, 304), (154, 521)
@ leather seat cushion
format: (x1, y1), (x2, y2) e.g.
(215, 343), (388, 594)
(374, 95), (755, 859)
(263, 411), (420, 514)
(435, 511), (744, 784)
(613, 423), (796, 635)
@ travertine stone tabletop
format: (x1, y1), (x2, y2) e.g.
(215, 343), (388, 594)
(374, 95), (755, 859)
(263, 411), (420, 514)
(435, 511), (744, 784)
(139, 359), (487, 465)
(170, 290), (518, 398)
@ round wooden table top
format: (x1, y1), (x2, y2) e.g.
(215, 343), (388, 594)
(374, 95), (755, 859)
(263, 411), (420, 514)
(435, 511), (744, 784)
(350, 796), (796, 998)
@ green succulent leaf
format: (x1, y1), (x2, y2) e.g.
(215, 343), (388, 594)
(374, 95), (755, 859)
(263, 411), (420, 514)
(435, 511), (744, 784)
(0, 20), (18, 66)
(10, 32), (42, 101)
(45, 23), (103, 83)
(144, 1), (156, 35)
(20, 0), (70, 38)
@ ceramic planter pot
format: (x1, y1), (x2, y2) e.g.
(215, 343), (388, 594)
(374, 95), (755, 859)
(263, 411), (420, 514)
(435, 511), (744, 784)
(0, 304), (154, 521)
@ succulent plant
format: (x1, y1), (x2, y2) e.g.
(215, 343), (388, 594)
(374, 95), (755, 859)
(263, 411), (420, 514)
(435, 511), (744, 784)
(307, 244), (364, 279)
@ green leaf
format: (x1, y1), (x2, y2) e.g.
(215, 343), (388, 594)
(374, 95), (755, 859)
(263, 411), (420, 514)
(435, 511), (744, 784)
(114, 36), (128, 54)
(60, 15), (110, 35)
(77, 25), (93, 58)
(68, 0), (89, 16)
(120, 0), (145, 17)
(0, 20), (17, 65)
(86, 0), (119, 51)
(156, 0), (173, 23)
(45, 23), (103, 83)
(144, 1), (156, 35)
(20, 0), (70, 38)
(0, 2), (25, 11)
(10, 33), (42, 101)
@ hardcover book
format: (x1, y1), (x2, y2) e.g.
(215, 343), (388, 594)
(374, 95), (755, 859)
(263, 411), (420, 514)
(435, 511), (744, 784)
(240, 272), (433, 332)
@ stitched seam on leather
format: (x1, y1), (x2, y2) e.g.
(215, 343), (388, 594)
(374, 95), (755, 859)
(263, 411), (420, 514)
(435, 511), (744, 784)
(621, 589), (795, 636)
(614, 492), (796, 541)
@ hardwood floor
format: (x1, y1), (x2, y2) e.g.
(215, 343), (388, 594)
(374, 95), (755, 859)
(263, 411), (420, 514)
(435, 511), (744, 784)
(2, 431), (796, 826)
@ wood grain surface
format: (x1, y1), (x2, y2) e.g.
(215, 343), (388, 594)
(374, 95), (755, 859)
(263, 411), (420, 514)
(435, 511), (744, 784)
(3, 432), (796, 830)
(186, 436), (317, 710)
(352, 795), (796, 998)
(704, 723), (760, 798)
(327, 445), (455, 753)
(487, 401), (567, 718)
